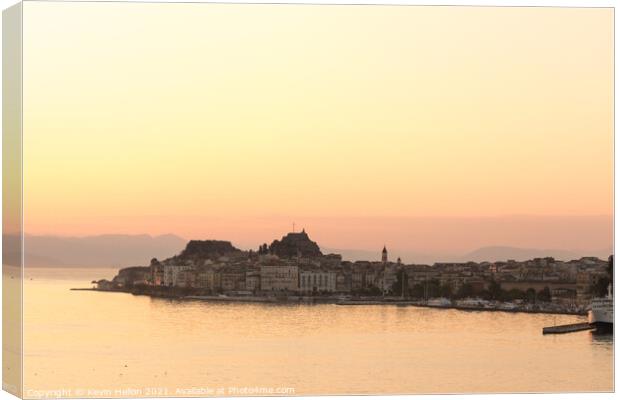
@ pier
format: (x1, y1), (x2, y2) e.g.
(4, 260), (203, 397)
(542, 322), (594, 335)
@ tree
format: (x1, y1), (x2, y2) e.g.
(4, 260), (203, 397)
(506, 288), (526, 301)
(391, 270), (408, 297)
(525, 288), (537, 303)
(588, 256), (614, 298)
(456, 283), (474, 299)
(257, 243), (270, 255)
(426, 280), (441, 298)
(488, 280), (503, 300)
(479, 289), (491, 300)
(409, 283), (425, 299)
(439, 284), (453, 298)
(591, 276), (611, 298)
(365, 285), (382, 297)
(538, 286), (552, 303)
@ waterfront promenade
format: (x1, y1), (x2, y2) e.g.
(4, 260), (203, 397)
(74, 286), (587, 316)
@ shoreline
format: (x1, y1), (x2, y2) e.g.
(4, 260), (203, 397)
(71, 287), (587, 316)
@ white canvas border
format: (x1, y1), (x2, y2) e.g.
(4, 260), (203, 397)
(0, 1), (615, 400)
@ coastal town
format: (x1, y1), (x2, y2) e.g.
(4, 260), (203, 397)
(94, 230), (613, 315)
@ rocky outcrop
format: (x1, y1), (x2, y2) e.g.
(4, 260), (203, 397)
(269, 230), (322, 258)
(112, 266), (150, 285)
(165, 240), (243, 265)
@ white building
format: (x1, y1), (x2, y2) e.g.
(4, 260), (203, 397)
(163, 265), (193, 287)
(245, 270), (261, 292)
(194, 268), (222, 291)
(260, 265), (299, 292)
(299, 270), (337, 293)
(381, 265), (399, 293)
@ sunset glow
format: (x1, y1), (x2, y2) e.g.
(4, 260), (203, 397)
(22, 3), (613, 254)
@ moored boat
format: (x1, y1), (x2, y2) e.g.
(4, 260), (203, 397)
(589, 284), (613, 333)
(427, 297), (452, 307)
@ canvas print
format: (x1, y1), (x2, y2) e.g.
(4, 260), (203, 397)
(2, 1), (614, 398)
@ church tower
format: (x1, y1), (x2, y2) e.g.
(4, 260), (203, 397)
(382, 245), (388, 264)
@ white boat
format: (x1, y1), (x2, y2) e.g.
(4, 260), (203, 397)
(499, 302), (518, 311)
(457, 298), (484, 308)
(589, 284), (613, 333)
(427, 297), (452, 307)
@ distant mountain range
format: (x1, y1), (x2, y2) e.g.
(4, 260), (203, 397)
(461, 246), (611, 263)
(4, 233), (611, 268)
(4, 234), (187, 267)
(323, 245), (612, 264)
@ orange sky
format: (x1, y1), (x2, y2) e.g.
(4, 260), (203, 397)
(22, 3), (613, 253)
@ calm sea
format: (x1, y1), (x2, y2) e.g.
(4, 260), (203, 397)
(21, 267), (613, 397)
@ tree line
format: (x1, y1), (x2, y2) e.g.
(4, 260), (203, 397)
(387, 271), (552, 303)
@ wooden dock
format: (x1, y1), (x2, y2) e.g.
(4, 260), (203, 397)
(542, 322), (594, 335)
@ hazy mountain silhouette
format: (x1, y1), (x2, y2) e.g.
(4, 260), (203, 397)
(323, 246), (612, 264)
(6, 234), (611, 268)
(6, 234), (186, 267)
(461, 246), (612, 263)
(322, 247), (437, 264)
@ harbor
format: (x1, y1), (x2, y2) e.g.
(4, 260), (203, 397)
(28, 271), (615, 395)
(73, 285), (589, 316)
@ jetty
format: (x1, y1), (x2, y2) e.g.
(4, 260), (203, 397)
(542, 322), (594, 335)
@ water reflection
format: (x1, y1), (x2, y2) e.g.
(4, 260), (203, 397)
(591, 332), (614, 345)
(22, 270), (613, 396)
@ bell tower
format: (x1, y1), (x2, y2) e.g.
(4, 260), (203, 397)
(382, 245), (388, 264)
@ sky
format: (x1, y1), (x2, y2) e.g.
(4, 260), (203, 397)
(22, 3), (613, 255)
